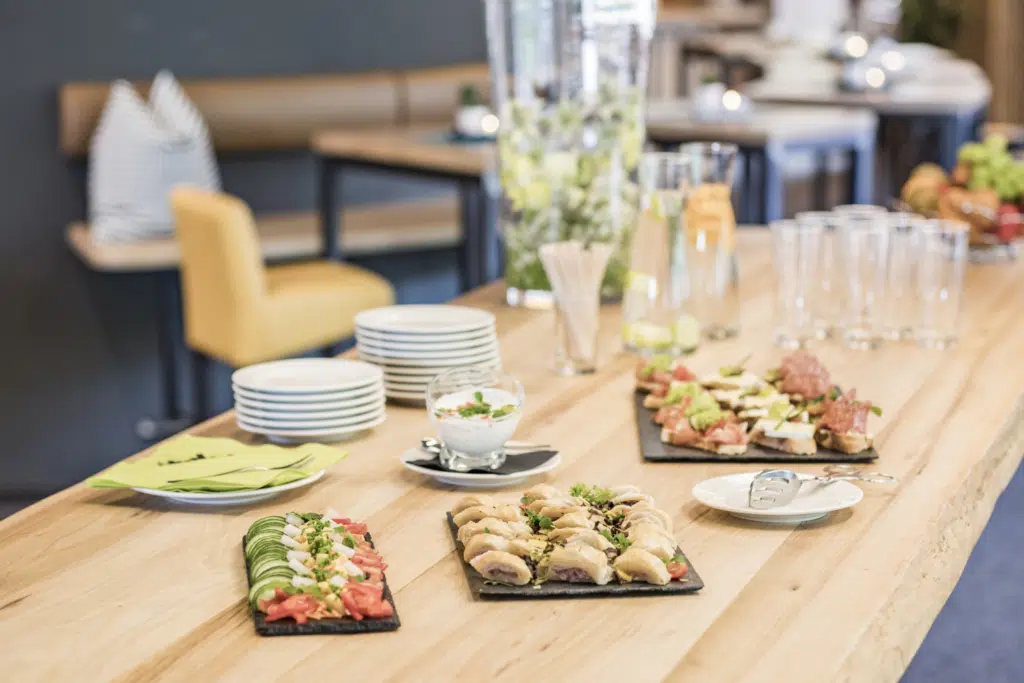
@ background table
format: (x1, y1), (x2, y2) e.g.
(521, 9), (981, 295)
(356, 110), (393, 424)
(4, 231), (1024, 682)
(647, 101), (878, 221)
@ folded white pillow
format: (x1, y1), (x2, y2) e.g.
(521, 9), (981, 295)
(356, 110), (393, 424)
(89, 70), (220, 243)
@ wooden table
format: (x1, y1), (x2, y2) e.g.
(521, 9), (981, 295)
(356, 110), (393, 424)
(647, 101), (877, 219)
(313, 127), (498, 290)
(5, 231), (1024, 682)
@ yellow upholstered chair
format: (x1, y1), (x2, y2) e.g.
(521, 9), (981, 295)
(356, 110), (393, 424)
(171, 187), (395, 418)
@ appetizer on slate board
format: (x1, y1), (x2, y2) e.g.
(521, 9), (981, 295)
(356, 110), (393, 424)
(635, 351), (880, 462)
(448, 483), (703, 599)
(244, 510), (399, 635)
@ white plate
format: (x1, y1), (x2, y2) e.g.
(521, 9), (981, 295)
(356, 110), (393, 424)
(692, 472), (863, 524)
(383, 378), (429, 389)
(399, 448), (561, 488)
(379, 360), (502, 378)
(236, 401), (384, 423)
(355, 341), (499, 360)
(232, 383), (383, 405)
(132, 470), (325, 506)
(232, 359), (382, 394)
(385, 389), (428, 403)
(355, 305), (495, 335)
(234, 392), (384, 414)
(355, 329), (497, 348)
(237, 413), (386, 442)
(359, 349), (500, 368)
(237, 408), (385, 431)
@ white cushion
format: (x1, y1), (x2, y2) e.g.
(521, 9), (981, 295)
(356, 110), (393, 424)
(88, 72), (220, 244)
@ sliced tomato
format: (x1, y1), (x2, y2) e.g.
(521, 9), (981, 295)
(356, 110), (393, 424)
(666, 561), (689, 580)
(340, 590), (364, 620)
(672, 365), (695, 381)
(333, 518), (369, 535)
(265, 594), (320, 624)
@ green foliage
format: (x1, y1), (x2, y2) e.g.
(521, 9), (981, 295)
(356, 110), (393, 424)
(899, 0), (963, 49)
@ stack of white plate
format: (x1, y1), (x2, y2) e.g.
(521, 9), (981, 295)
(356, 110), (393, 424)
(354, 305), (500, 402)
(232, 359), (385, 443)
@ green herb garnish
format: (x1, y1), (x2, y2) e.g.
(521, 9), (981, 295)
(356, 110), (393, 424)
(570, 483), (615, 506)
(520, 495), (535, 505)
(664, 554), (687, 565)
(870, 405), (882, 417)
(719, 354), (751, 378)
(599, 529), (633, 551)
(524, 509), (553, 532)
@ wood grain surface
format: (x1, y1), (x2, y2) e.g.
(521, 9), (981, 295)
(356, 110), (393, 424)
(3, 230), (1024, 683)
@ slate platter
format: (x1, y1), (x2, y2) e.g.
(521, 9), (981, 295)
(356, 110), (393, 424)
(447, 513), (704, 599)
(243, 533), (400, 636)
(634, 392), (879, 464)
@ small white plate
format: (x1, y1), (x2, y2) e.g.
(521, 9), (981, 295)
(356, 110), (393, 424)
(355, 341), (499, 360)
(359, 348), (500, 368)
(232, 359), (382, 394)
(355, 327), (496, 346)
(132, 470), (325, 506)
(237, 408), (385, 430)
(234, 392), (384, 414)
(399, 448), (561, 488)
(385, 389), (428, 402)
(380, 360), (501, 378)
(232, 383), (383, 405)
(236, 402), (384, 426)
(355, 305), (495, 335)
(692, 472), (863, 524)
(237, 413), (387, 442)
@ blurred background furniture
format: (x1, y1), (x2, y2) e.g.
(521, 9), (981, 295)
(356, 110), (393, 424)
(61, 63), (488, 438)
(171, 188), (394, 421)
(646, 101), (878, 220)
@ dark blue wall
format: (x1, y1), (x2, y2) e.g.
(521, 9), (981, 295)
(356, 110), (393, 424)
(0, 0), (486, 495)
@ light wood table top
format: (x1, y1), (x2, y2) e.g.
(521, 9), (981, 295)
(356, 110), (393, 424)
(313, 126), (495, 177)
(647, 100), (877, 146)
(5, 230), (1024, 682)
(657, 4), (768, 34)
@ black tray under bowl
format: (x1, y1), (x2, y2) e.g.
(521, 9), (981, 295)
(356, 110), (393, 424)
(447, 514), (704, 600)
(243, 533), (401, 636)
(635, 392), (878, 464)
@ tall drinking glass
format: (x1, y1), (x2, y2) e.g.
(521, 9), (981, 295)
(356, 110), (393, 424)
(770, 219), (823, 348)
(836, 210), (890, 349)
(795, 211), (838, 338)
(883, 212), (919, 341)
(914, 219), (968, 349)
(622, 152), (699, 355)
(485, 0), (655, 307)
(679, 142), (741, 340)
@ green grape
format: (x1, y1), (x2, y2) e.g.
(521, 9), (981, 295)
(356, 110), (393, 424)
(959, 143), (987, 164)
(985, 134), (1009, 153)
(970, 167), (992, 190)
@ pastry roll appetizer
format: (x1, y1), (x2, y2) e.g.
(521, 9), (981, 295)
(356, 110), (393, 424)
(452, 506), (498, 527)
(551, 511), (593, 529)
(450, 494), (494, 516)
(613, 548), (672, 586)
(627, 522), (676, 560)
(522, 483), (563, 502)
(463, 533), (511, 562)
(543, 545), (614, 585)
(538, 503), (588, 520)
(457, 518), (531, 545)
(470, 551), (533, 586)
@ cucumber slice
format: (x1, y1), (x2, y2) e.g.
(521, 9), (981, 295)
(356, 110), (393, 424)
(246, 525), (286, 542)
(247, 577), (291, 607)
(247, 516), (286, 533)
(252, 558), (291, 579)
(245, 537), (286, 558)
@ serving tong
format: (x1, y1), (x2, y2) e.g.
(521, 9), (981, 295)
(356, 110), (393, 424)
(748, 465), (897, 510)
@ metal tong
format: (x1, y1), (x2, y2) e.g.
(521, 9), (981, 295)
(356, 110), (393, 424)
(748, 465), (897, 510)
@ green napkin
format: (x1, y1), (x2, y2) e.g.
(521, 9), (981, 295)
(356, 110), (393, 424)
(86, 435), (347, 492)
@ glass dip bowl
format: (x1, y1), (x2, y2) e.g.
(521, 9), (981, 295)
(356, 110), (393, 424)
(426, 366), (525, 471)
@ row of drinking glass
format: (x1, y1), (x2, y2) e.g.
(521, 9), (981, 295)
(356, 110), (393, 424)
(772, 204), (967, 350)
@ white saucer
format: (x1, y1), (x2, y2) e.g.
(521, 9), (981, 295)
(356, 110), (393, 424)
(132, 470), (325, 506)
(233, 383), (383, 405)
(232, 359), (382, 394)
(399, 448), (561, 488)
(358, 349), (500, 368)
(234, 392), (384, 414)
(355, 305), (495, 335)
(692, 472), (863, 524)
(237, 413), (387, 442)
(355, 332), (497, 351)
(355, 342), (499, 360)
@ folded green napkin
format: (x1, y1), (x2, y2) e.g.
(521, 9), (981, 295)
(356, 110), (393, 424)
(86, 435), (347, 492)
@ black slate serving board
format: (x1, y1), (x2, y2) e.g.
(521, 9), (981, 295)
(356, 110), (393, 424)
(447, 514), (704, 599)
(243, 533), (401, 636)
(634, 392), (878, 464)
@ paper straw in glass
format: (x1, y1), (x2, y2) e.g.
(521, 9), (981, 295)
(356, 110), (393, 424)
(837, 210), (890, 350)
(882, 212), (920, 341)
(622, 152), (699, 355)
(678, 142), (741, 340)
(795, 211), (838, 338)
(770, 219), (823, 349)
(914, 219), (968, 349)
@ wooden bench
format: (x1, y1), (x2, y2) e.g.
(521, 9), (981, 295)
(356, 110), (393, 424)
(59, 63), (490, 439)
